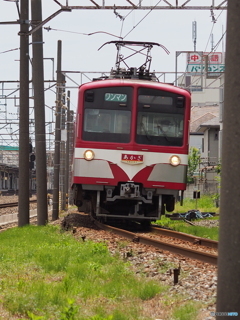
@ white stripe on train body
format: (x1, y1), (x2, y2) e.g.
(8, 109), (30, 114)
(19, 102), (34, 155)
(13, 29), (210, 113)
(73, 148), (188, 184)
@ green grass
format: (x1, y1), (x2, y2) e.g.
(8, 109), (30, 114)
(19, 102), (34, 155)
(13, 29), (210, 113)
(172, 301), (202, 320)
(0, 225), (169, 320)
(155, 195), (219, 240)
(155, 215), (218, 240)
(174, 195), (218, 214)
(0, 212), (212, 320)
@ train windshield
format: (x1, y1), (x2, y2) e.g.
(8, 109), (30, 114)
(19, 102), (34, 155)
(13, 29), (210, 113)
(136, 88), (185, 146)
(82, 87), (132, 143)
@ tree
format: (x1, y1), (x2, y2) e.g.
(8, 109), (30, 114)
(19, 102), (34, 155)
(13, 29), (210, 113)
(187, 147), (200, 183)
(212, 161), (221, 207)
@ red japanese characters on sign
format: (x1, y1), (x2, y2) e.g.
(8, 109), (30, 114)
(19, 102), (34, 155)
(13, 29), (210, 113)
(187, 52), (223, 64)
(121, 154), (144, 165)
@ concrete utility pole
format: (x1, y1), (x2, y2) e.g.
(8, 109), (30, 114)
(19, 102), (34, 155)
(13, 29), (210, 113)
(216, 1), (240, 318)
(18, 0), (30, 226)
(60, 75), (66, 211)
(68, 110), (74, 206)
(52, 40), (62, 221)
(31, 0), (48, 225)
(64, 90), (71, 211)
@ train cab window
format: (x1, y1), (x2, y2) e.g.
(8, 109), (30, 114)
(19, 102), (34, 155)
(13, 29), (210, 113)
(136, 88), (185, 146)
(82, 87), (132, 143)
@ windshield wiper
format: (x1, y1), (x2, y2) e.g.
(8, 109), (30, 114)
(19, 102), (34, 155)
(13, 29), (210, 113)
(140, 122), (151, 141)
(156, 124), (171, 142)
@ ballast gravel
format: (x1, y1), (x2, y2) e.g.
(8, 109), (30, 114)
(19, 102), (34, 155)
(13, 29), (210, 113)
(60, 212), (218, 320)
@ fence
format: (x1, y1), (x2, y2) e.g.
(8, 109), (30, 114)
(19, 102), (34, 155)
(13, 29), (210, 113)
(185, 180), (219, 199)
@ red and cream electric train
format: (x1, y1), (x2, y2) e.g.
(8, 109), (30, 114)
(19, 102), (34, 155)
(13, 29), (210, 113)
(72, 41), (191, 224)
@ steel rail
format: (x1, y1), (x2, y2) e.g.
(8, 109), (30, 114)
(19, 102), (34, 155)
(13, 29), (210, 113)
(94, 220), (217, 266)
(151, 226), (218, 249)
(0, 200), (37, 209)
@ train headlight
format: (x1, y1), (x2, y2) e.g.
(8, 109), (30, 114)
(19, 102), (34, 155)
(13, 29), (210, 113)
(170, 155), (181, 166)
(84, 150), (95, 161)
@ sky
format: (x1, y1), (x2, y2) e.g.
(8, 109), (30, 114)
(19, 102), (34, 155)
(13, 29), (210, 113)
(0, 0), (227, 148)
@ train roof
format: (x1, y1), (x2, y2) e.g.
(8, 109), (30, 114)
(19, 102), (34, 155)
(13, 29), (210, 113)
(80, 78), (191, 97)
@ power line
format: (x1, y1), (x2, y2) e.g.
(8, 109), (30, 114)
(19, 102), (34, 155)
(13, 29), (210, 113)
(0, 48), (19, 55)
(44, 26), (122, 39)
(123, 0), (163, 39)
(114, 0), (144, 38)
(204, 9), (225, 52)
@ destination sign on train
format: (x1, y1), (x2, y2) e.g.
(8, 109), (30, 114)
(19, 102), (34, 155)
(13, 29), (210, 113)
(105, 93), (127, 102)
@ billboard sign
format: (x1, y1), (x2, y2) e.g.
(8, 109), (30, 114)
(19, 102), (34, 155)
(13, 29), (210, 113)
(186, 52), (225, 75)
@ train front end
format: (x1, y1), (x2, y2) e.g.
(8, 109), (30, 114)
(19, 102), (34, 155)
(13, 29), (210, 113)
(72, 79), (191, 223)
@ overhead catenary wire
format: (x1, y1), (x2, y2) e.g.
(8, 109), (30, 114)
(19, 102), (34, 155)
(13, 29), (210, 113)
(44, 26), (123, 39)
(0, 48), (19, 55)
(115, 0), (144, 38)
(123, 0), (163, 39)
(204, 9), (225, 53)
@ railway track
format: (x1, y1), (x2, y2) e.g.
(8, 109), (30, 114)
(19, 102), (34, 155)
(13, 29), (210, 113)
(0, 199), (41, 227)
(93, 219), (218, 266)
(0, 200), (37, 209)
(151, 225), (218, 249)
(0, 202), (218, 266)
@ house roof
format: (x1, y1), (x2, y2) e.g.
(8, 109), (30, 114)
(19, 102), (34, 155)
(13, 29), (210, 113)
(196, 116), (220, 133)
(190, 105), (219, 133)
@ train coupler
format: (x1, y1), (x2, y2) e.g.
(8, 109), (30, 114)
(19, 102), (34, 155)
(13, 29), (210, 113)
(120, 182), (140, 198)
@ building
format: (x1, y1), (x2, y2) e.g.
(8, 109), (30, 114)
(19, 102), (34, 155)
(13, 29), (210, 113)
(0, 146), (19, 193)
(177, 51), (224, 198)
